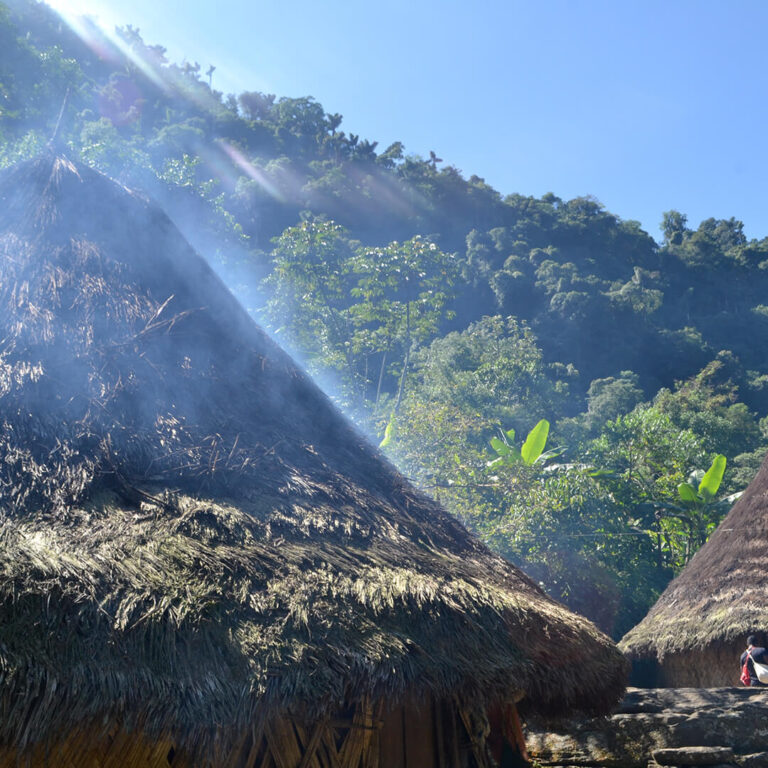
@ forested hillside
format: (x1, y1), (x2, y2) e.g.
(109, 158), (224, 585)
(3, 0), (768, 637)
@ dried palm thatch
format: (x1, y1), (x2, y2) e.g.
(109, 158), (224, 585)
(0, 155), (626, 762)
(621, 455), (768, 685)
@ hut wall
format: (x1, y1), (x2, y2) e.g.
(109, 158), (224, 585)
(634, 640), (755, 687)
(0, 697), (504, 768)
(0, 727), (177, 768)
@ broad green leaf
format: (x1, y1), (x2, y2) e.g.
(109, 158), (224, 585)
(710, 491), (741, 513)
(379, 417), (395, 448)
(505, 428), (516, 442)
(490, 437), (510, 455)
(699, 454), (726, 499)
(521, 419), (549, 465)
(537, 446), (563, 463)
(677, 482), (698, 503)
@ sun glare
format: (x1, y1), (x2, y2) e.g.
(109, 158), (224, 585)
(45, 0), (105, 21)
(43, 0), (171, 91)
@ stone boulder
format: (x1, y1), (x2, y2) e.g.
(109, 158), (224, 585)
(525, 688), (768, 768)
(652, 747), (734, 765)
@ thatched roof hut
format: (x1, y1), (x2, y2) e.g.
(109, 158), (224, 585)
(0, 155), (625, 767)
(621, 458), (768, 687)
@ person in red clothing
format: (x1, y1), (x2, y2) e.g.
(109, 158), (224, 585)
(740, 635), (768, 686)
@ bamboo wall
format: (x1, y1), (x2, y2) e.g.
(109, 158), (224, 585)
(0, 696), (526, 767)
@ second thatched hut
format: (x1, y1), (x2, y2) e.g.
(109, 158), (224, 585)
(621, 454), (768, 687)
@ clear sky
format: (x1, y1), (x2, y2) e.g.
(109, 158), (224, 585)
(45, 0), (768, 241)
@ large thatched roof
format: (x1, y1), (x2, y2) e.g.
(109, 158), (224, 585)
(0, 155), (625, 758)
(621, 456), (768, 662)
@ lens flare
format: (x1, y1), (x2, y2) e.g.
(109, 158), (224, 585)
(217, 141), (285, 202)
(42, 0), (228, 103)
(43, 1), (121, 64)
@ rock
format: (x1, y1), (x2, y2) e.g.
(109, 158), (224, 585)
(526, 688), (768, 768)
(617, 689), (666, 714)
(649, 765), (738, 768)
(652, 747), (735, 765)
(738, 755), (768, 768)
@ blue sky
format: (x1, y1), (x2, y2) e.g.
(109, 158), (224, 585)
(48, 0), (768, 241)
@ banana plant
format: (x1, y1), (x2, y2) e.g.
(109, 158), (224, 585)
(488, 419), (560, 467)
(676, 454), (732, 510)
(661, 453), (742, 563)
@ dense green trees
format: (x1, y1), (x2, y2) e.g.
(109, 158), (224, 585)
(264, 217), (457, 417)
(2, 0), (768, 637)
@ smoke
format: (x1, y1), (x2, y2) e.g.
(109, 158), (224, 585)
(0, 0), (442, 450)
(1, 151), (401, 522)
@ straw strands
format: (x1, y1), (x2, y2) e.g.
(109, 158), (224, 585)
(0, 155), (626, 762)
